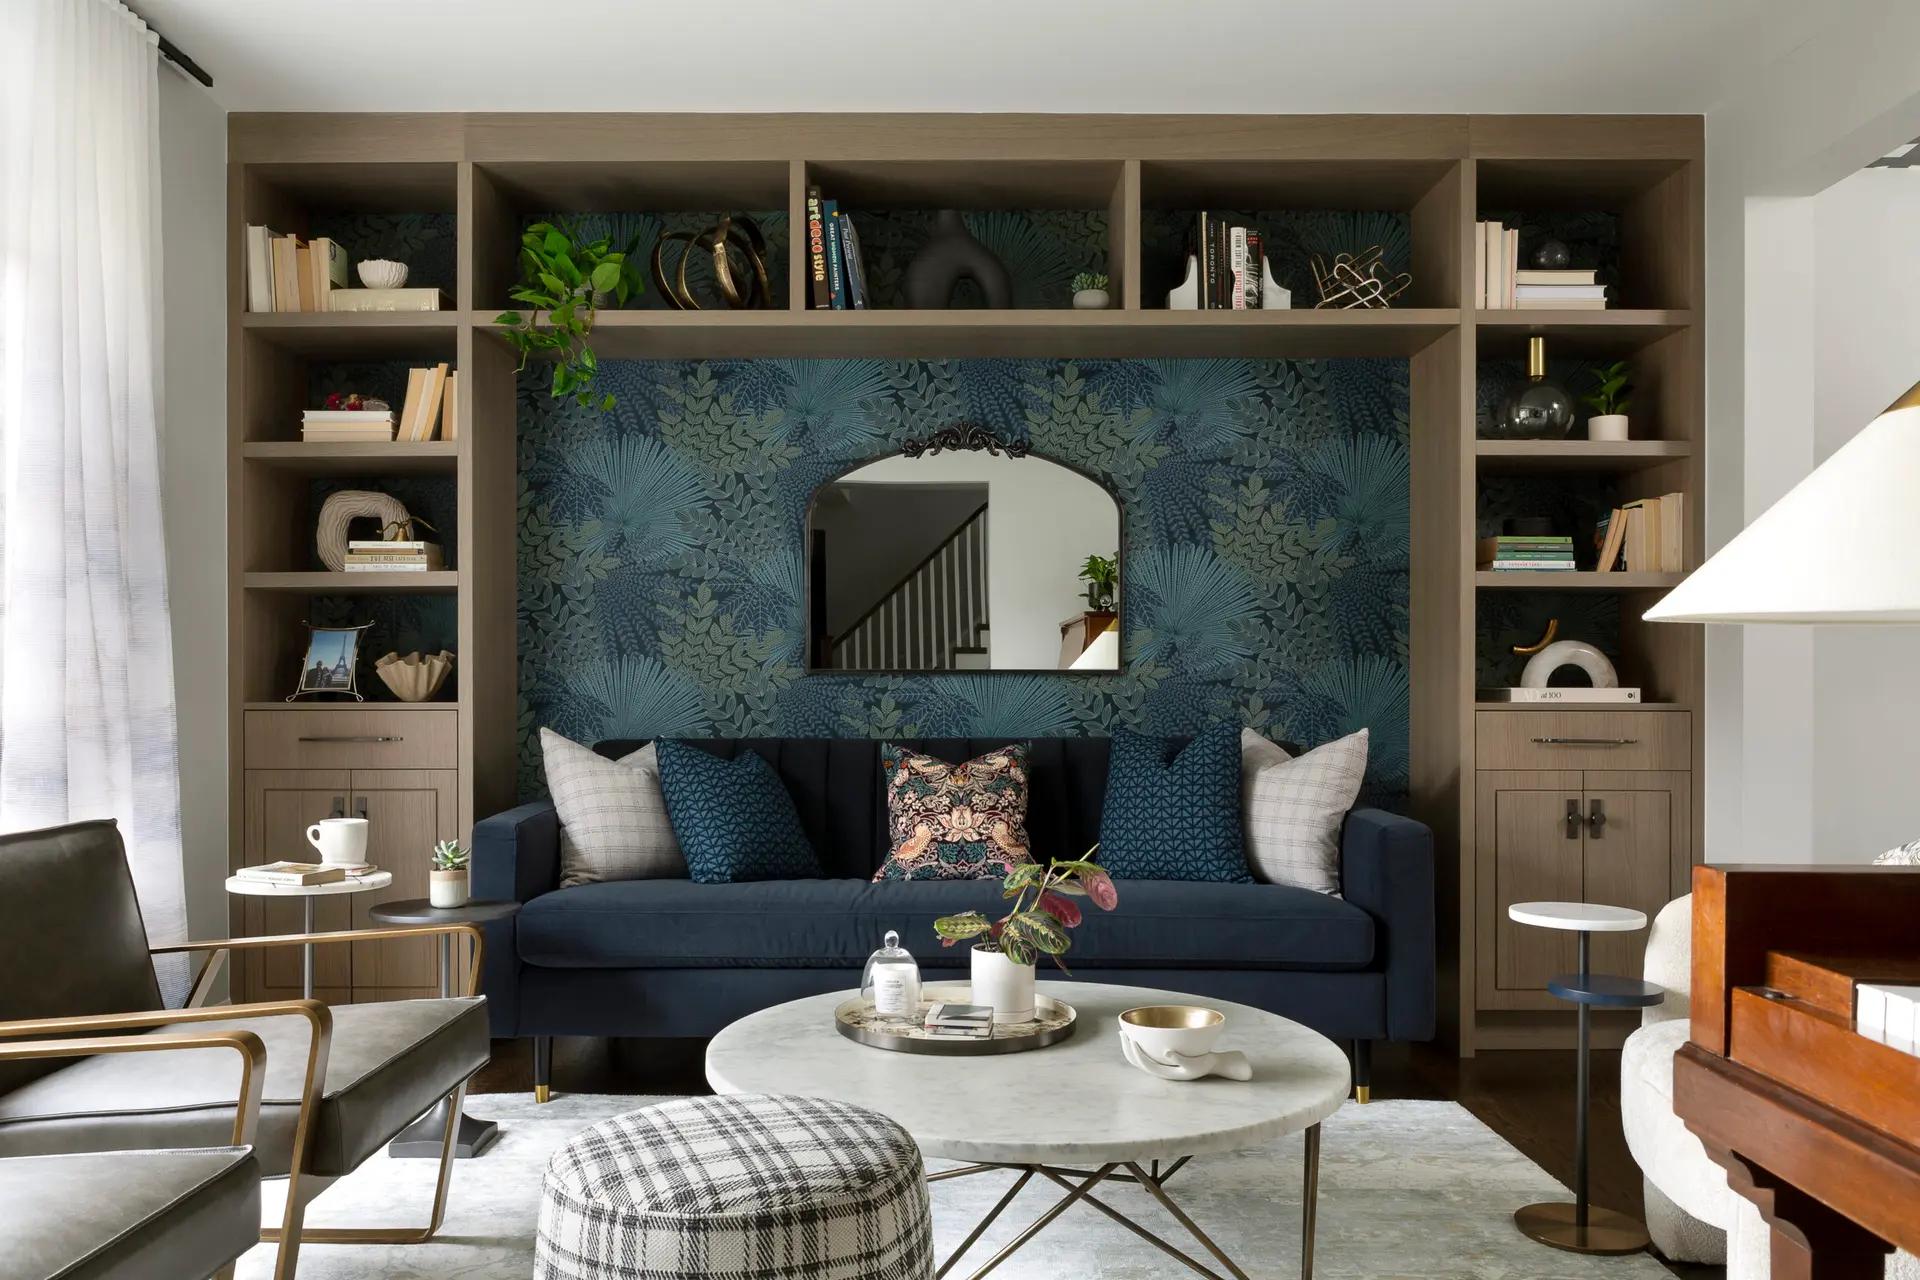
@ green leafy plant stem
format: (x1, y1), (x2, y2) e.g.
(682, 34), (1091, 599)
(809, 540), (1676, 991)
(932, 847), (1115, 969)
(494, 220), (645, 411)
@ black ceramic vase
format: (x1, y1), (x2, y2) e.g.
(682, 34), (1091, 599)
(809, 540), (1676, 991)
(903, 210), (1013, 309)
(1496, 336), (1576, 439)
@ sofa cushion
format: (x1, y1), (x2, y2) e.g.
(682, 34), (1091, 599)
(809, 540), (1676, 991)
(542, 730), (684, 886)
(0, 997), (489, 1177)
(658, 740), (821, 883)
(874, 743), (1035, 882)
(1098, 725), (1251, 882)
(515, 878), (1374, 972)
(5, 1147), (259, 1280)
(1241, 727), (1368, 895)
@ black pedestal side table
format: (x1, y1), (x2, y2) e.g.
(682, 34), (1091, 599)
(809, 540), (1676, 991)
(369, 897), (520, 1158)
(1506, 901), (1664, 1255)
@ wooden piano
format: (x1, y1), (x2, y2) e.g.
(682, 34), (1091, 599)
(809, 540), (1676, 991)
(1679, 865), (1920, 1279)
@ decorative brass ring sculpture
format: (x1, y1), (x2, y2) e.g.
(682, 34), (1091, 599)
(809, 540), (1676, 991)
(650, 215), (772, 310)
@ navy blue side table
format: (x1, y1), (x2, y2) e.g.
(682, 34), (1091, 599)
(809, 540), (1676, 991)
(1507, 902), (1663, 1255)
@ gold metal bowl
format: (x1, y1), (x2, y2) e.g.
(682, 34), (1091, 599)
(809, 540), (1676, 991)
(1120, 1005), (1225, 1030)
(1118, 1004), (1227, 1062)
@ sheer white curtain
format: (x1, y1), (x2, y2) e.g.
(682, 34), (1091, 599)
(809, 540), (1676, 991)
(0, 0), (188, 1000)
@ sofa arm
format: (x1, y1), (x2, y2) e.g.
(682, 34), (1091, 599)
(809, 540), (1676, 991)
(471, 800), (560, 1038)
(1341, 808), (1436, 1042)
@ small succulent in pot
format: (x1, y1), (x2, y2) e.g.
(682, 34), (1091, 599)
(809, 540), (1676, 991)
(429, 839), (471, 908)
(1071, 270), (1111, 310)
(1581, 360), (1634, 441)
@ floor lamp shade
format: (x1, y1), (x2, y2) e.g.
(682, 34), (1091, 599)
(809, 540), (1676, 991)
(1645, 381), (1920, 624)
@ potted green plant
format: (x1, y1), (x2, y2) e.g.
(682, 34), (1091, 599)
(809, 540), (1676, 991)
(934, 851), (1117, 1023)
(429, 839), (470, 908)
(1078, 552), (1118, 611)
(495, 220), (646, 411)
(1582, 360), (1633, 442)
(1072, 270), (1111, 311)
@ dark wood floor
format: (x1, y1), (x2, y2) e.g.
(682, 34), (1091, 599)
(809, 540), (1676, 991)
(474, 1036), (1718, 1278)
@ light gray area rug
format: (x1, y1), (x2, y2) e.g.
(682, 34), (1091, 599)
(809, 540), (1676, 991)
(239, 1093), (1676, 1278)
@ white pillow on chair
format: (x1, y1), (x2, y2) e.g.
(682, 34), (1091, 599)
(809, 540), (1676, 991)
(540, 729), (685, 886)
(1238, 727), (1368, 895)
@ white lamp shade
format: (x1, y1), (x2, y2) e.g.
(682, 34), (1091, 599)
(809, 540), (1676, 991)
(1645, 389), (1920, 624)
(1070, 621), (1120, 670)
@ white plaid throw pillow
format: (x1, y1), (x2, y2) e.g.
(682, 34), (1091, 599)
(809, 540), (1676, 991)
(1240, 727), (1368, 895)
(540, 729), (685, 886)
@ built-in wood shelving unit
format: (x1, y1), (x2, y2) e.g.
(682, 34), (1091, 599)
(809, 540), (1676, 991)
(227, 113), (1703, 1049)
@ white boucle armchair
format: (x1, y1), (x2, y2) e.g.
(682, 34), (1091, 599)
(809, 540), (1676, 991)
(1620, 894), (1917, 1279)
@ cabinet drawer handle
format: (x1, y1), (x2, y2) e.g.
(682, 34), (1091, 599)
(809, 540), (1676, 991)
(1530, 736), (1637, 747)
(297, 735), (403, 744)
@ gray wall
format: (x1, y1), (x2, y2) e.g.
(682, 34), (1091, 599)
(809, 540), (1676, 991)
(157, 70), (228, 944)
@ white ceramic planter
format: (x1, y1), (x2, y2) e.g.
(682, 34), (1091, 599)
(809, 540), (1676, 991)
(970, 945), (1036, 1024)
(1588, 414), (1630, 442)
(429, 868), (470, 909)
(1072, 288), (1110, 310)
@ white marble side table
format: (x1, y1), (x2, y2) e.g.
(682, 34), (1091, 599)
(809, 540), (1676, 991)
(707, 981), (1351, 1280)
(223, 868), (392, 999)
(1506, 900), (1660, 1257)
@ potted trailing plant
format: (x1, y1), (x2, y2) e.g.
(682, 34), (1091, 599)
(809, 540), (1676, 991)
(1071, 270), (1111, 311)
(934, 850), (1118, 1023)
(1582, 360), (1633, 441)
(1078, 552), (1118, 611)
(429, 839), (471, 909)
(496, 220), (646, 411)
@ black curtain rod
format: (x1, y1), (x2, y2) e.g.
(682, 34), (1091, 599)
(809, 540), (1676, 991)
(154, 28), (213, 88)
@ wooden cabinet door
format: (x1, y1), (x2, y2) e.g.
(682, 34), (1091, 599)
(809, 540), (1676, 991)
(1480, 773), (1586, 996)
(350, 769), (457, 1002)
(242, 770), (352, 1003)
(1582, 776), (1686, 981)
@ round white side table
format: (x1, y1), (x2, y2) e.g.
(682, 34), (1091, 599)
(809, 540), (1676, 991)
(224, 869), (393, 999)
(1506, 900), (1659, 1257)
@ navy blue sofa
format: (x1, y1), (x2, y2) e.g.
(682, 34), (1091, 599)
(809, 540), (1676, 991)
(472, 736), (1435, 1099)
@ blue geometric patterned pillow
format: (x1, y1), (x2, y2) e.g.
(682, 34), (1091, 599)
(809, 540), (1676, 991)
(656, 741), (822, 884)
(1096, 724), (1251, 882)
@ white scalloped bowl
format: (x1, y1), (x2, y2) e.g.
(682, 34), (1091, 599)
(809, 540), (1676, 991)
(356, 258), (408, 289)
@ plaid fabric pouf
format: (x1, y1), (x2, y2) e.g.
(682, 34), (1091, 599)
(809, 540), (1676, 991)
(535, 1093), (934, 1280)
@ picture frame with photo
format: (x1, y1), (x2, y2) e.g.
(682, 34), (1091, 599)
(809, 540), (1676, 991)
(289, 621), (374, 701)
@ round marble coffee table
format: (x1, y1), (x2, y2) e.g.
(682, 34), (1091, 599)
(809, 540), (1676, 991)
(707, 981), (1351, 1280)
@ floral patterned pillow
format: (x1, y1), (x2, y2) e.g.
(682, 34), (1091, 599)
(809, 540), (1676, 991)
(873, 743), (1035, 882)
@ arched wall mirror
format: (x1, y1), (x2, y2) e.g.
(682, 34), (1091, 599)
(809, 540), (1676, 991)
(806, 433), (1121, 673)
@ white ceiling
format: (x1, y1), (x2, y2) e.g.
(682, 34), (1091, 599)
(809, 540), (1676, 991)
(138, 0), (1835, 116)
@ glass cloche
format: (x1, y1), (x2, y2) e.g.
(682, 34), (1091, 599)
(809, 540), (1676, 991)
(861, 930), (923, 1023)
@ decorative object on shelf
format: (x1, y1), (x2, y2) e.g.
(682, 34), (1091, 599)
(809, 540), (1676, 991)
(355, 258), (408, 289)
(1512, 617), (1559, 654)
(933, 851), (1117, 1024)
(1071, 271), (1110, 310)
(1521, 638), (1621, 691)
(1166, 254), (1290, 309)
(898, 423), (1029, 459)
(429, 840), (471, 908)
(322, 392), (389, 413)
(1118, 1005), (1252, 1082)
(1310, 245), (1412, 309)
(1583, 360), (1633, 441)
(832, 984), (1077, 1055)
(496, 219), (646, 412)
(314, 489), (415, 570)
(1484, 621), (1641, 702)
(374, 649), (454, 702)
(903, 209), (1013, 310)
(1532, 240), (1572, 270)
(650, 214), (773, 312)
(289, 621), (373, 701)
(1494, 336), (1577, 439)
(1077, 552), (1117, 611)
(860, 930), (922, 1023)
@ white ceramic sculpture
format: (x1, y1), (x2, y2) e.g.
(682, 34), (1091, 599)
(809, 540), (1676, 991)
(1520, 639), (1620, 689)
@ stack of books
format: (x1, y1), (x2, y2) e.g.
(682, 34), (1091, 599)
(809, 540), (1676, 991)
(1475, 223), (1610, 310)
(804, 187), (872, 309)
(1594, 492), (1685, 573)
(1188, 212), (1267, 309)
(395, 363), (457, 442)
(243, 226), (449, 313)
(1478, 534), (1576, 572)
(921, 1002), (994, 1039)
(344, 539), (444, 572)
(302, 408), (396, 442)
(233, 861), (359, 886)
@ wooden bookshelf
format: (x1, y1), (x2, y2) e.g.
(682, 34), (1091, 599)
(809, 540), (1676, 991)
(227, 113), (1704, 1048)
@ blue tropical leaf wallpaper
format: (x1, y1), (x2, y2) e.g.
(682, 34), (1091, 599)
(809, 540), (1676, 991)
(517, 356), (1412, 806)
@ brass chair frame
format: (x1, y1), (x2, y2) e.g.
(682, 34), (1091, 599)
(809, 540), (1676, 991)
(0, 922), (483, 1280)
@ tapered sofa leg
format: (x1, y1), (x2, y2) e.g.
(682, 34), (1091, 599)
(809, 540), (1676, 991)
(1352, 1039), (1373, 1104)
(533, 1035), (552, 1104)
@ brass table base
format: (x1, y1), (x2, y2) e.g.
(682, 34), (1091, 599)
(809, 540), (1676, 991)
(1513, 1202), (1651, 1255)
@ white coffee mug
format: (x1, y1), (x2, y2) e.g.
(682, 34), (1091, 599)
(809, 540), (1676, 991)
(307, 816), (368, 866)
